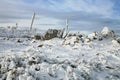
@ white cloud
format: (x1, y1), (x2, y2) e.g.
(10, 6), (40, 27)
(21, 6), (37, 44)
(58, 0), (114, 16)
(0, 0), (119, 31)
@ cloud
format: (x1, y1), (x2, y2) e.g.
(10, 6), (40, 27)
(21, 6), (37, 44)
(0, 0), (120, 32)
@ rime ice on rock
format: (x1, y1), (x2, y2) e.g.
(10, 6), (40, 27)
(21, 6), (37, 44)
(101, 27), (115, 38)
(101, 27), (110, 35)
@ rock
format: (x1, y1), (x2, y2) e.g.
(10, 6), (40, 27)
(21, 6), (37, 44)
(116, 37), (120, 43)
(57, 29), (65, 38)
(112, 40), (118, 44)
(38, 44), (43, 47)
(43, 29), (64, 40)
(98, 37), (103, 41)
(85, 38), (91, 42)
(87, 32), (97, 40)
(101, 27), (115, 38)
(62, 36), (79, 45)
(17, 67), (25, 74)
(33, 29), (64, 40)
(106, 66), (115, 69)
(67, 32), (83, 38)
(28, 61), (36, 65)
(48, 64), (58, 78)
(17, 39), (22, 43)
(9, 61), (16, 70)
(101, 27), (110, 35)
(33, 34), (43, 40)
(0, 64), (1, 69)
(70, 64), (77, 68)
(6, 69), (16, 80)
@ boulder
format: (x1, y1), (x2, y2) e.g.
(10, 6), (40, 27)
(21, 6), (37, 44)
(101, 27), (115, 38)
(32, 29), (64, 40)
(112, 40), (119, 45)
(85, 38), (91, 43)
(33, 34), (43, 40)
(116, 37), (120, 43)
(43, 29), (64, 40)
(62, 36), (79, 45)
(87, 32), (97, 40)
(101, 27), (110, 35)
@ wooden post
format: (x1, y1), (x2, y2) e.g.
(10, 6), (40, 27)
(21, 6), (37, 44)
(66, 18), (69, 34)
(30, 12), (36, 30)
(63, 18), (69, 38)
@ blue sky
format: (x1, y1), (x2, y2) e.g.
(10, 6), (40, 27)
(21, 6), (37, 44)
(0, 0), (120, 32)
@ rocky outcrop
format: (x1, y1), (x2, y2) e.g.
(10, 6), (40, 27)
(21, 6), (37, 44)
(33, 29), (64, 40)
(43, 29), (64, 40)
(84, 27), (116, 43)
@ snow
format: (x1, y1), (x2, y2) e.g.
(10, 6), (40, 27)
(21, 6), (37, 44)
(0, 27), (120, 80)
(101, 27), (115, 38)
(101, 27), (110, 35)
(87, 32), (97, 40)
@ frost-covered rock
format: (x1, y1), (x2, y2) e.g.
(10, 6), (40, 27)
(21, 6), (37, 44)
(101, 27), (110, 35)
(62, 36), (79, 45)
(43, 29), (64, 40)
(83, 27), (116, 42)
(48, 64), (58, 78)
(9, 61), (16, 70)
(112, 40), (119, 45)
(17, 67), (25, 74)
(85, 38), (91, 43)
(32, 29), (64, 40)
(87, 32), (97, 41)
(33, 34), (43, 40)
(67, 32), (84, 38)
(101, 27), (115, 38)
(6, 69), (16, 80)
(116, 37), (120, 43)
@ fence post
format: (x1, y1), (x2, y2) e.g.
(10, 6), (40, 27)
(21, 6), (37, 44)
(30, 12), (36, 31)
(63, 18), (69, 38)
(66, 18), (69, 34)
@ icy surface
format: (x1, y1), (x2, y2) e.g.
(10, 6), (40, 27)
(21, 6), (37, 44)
(0, 27), (120, 80)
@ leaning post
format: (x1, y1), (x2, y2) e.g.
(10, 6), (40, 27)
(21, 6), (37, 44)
(30, 12), (36, 31)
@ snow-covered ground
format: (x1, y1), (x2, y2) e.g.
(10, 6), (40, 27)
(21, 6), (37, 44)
(0, 27), (120, 80)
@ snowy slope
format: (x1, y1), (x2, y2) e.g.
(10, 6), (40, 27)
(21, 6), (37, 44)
(0, 27), (120, 80)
